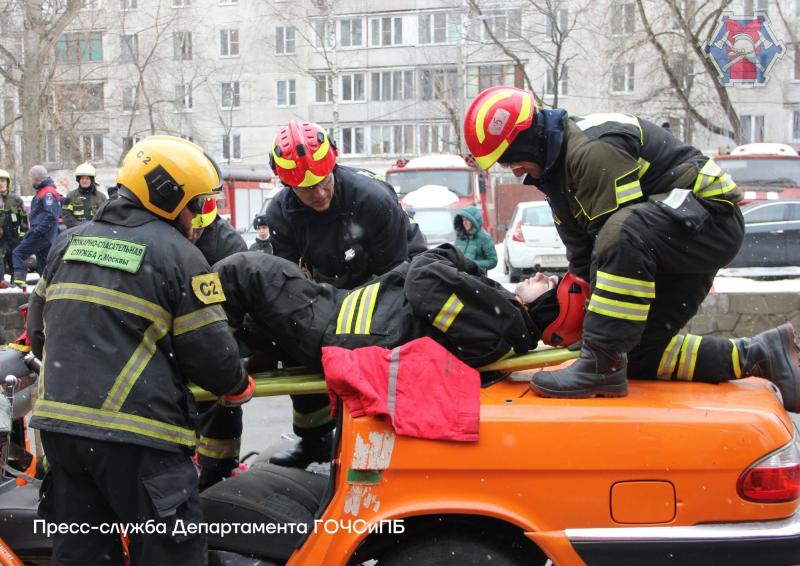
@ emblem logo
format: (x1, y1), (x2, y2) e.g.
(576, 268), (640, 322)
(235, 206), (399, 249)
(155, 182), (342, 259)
(705, 14), (784, 86)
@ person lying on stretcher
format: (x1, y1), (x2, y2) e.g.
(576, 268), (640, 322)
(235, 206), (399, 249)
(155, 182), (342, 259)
(213, 244), (588, 373)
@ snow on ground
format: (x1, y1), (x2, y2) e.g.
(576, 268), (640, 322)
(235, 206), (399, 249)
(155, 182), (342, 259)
(487, 243), (800, 293)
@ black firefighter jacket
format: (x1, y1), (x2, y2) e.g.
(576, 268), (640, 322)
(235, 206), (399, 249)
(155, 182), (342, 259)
(533, 113), (741, 280)
(195, 216), (248, 266)
(266, 164), (425, 289)
(28, 198), (244, 453)
(62, 185), (108, 228)
(214, 245), (548, 371)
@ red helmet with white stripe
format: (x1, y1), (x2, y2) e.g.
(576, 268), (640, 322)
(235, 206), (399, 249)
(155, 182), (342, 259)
(269, 121), (337, 188)
(463, 86), (535, 170)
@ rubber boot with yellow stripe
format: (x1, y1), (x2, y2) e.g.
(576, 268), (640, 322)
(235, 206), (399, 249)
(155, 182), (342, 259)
(530, 341), (628, 398)
(736, 323), (800, 413)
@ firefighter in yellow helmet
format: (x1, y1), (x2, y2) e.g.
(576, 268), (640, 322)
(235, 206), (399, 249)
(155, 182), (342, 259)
(462, 87), (800, 412)
(27, 136), (255, 564)
(62, 162), (107, 228)
(0, 169), (27, 281)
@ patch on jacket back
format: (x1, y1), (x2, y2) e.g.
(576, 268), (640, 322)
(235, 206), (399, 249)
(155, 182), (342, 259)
(63, 235), (146, 274)
(191, 272), (226, 305)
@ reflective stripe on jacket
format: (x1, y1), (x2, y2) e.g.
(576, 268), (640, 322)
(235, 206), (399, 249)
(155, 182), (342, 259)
(28, 198), (243, 452)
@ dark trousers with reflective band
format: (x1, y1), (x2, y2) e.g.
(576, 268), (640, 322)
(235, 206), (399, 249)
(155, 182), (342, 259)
(654, 333), (740, 383)
(197, 401), (242, 472)
(290, 393), (335, 439)
(40, 431), (205, 566)
(585, 197), (744, 379)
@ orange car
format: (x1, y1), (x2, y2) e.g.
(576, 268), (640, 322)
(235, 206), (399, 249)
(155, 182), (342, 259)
(3, 350), (800, 566)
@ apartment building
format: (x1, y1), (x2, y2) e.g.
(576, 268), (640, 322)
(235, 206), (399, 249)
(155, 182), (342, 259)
(0, 0), (797, 185)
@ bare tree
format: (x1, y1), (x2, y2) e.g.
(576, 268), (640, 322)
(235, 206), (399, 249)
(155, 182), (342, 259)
(466, 0), (590, 107)
(0, 0), (82, 190)
(634, 0), (740, 142)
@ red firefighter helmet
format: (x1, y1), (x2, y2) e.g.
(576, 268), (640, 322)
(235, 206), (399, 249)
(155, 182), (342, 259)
(463, 86), (535, 170)
(269, 120), (337, 188)
(190, 197), (217, 229)
(542, 272), (591, 347)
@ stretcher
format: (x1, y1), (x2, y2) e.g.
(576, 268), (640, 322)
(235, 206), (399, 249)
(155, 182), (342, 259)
(189, 348), (580, 402)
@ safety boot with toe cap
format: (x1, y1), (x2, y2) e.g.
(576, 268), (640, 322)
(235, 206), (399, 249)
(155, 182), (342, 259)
(531, 341), (628, 399)
(738, 323), (800, 413)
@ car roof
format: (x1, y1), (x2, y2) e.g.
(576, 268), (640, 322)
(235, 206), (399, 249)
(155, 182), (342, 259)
(719, 143), (800, 158)
(741, 199), (800, 211)
(515, 201), (549, 208)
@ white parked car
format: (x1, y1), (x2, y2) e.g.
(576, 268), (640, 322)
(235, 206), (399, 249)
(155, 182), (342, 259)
(503, 201), (568, 282)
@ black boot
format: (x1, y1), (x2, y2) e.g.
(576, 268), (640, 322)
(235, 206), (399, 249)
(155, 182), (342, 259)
(738, 323), (800, 413)
(269, 432), (333, 469)
(11, 269), (26, 288)
(198, 465), (236, 492)
(530, 341), (628, 398)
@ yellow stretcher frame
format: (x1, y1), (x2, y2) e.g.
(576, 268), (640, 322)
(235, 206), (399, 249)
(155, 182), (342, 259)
(188, 348), (580, 402)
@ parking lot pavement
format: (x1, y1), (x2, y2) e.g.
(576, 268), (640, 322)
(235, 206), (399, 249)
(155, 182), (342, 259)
(240, 396), (296, 461)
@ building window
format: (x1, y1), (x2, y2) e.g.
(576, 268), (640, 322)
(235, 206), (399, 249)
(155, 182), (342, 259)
(471, 9), (522, 41)
(740, 114), (765, 143)
(612, 2), (636, 35)
(219, 0), (237, 5)
(466, 64), (518, 97)
(544, 67), (569, 96)
(276, 79), (296, 106)
(371, 70), (414, 101)
(611, 62), (635, 93)
(222, 133), (241, 161)
(275, 26), (296, 55)
(43, 132), (59, 163)
(744, 0), (769, 14)
(221, 81), (240, 108)
(340, 73), (366, 102)
(220, 29), (239, 57)
(3, 98), (15, 125)
(83, 0), (101, 9)
(122, 136), (142, 153)
(544, 9), (569, 39)
(795, 45), (800, 80)
(173, 32), (192, 60)
(120, 34), (138, 62)
(120, 0), (137, 10)
(172, 0), (190, 7)
(57, 83), (105, 111)
(339, 18), (363, 47)
(175, 84), (192, 110)
(419, 123), (452, 153)
(419, 12), (460, 44)
(370, 16), (403, 46)
(339, 126), (365, 154)
(55, 32), (103, 63)
(793, 110), (800, 141)
(122, 86), (135, 111)
(420, 68), (460, 100)
(312, 20), (335, 48)
(314, 74), (333, 103)
(370, 124), (414, 155)
(80, 134), (104, 161)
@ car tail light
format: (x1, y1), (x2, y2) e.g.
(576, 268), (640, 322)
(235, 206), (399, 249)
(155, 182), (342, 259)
(738, 437), (800, 502)
(512, 221), (525, 242)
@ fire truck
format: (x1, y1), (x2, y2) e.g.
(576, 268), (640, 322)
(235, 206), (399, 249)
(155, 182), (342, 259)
(217, 168), (278, 230)
(385, 154), (540, 241)
(715, 143), (800, 205)
(385, 154), (496, 236)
